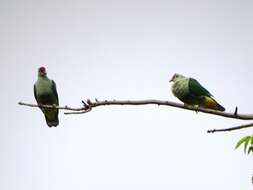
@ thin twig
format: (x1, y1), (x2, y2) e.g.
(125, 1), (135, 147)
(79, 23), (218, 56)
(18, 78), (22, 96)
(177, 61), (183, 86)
(207, 122), (253, 133)
(19, 99), (253, 120)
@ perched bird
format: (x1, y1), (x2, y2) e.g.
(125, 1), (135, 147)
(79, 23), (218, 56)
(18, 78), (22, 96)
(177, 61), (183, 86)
(170, 73), (225, 111)
(34, 67), (59, 127)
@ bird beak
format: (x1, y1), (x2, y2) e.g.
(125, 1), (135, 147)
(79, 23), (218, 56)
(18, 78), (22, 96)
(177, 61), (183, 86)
(169, 77), (173, 82)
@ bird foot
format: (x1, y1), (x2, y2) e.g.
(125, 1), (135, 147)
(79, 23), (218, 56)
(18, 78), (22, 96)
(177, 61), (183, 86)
(193, 105), (199, 114)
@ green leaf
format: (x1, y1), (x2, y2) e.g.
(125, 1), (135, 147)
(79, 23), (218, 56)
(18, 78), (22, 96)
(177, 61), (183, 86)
(235, 136), (253, 155)
(244, 137), (250, 153)
(247, 146), (253, 155)
(235, 136), (251, 149)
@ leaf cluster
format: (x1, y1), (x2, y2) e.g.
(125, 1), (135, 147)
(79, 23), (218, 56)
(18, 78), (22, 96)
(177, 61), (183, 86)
(235, 136), (253, 155)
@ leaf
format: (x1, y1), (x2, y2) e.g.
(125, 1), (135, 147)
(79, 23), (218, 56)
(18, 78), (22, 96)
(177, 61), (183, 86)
(244, 137), (250, 153)
(235, 136), (253, 155)
(235, 136), (251, 149)
(247, 146), (253, 155)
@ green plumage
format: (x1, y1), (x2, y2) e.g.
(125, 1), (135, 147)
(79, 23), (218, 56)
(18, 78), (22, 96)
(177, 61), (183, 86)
(170, 73), (225, 111)
(34, 67), (59, 127)
(188, 78), (212, 97)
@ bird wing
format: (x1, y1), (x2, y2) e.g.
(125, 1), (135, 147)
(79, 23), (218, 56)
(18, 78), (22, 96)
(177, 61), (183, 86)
(51, 80), (59, 117)
(51, 80), (59, 105)
(52, 80), (59, 105)
(188, 78), (213, 97)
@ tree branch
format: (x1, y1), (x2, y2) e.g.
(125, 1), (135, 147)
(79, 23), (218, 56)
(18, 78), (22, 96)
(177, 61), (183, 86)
(18, 99), (253, 120)
(207, 122), (253, 133)
(18, 102), (85, 111)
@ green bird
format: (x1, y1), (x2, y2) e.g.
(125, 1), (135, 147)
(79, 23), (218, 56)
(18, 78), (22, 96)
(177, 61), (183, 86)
(170, 73), (225, 111)
(34, 67), (59, 127)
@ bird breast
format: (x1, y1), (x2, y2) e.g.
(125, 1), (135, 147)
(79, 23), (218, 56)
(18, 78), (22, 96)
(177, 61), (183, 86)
(171, 79), (189, 99)
(35, 78), (53, 96)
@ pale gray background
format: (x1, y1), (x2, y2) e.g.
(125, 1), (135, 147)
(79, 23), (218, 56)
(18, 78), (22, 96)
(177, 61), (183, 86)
(1, 0), (253, 189)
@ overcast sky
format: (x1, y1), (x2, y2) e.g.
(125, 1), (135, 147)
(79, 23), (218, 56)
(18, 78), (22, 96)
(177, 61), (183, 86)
(1, 0), (253, 189)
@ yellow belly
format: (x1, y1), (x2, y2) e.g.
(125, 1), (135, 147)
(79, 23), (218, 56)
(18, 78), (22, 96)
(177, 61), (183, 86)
(202, 96), (220, 110)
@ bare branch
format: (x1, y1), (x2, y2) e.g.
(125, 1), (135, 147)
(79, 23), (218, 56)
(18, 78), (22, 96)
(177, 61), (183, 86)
(19, 99), (253, 120)
(18, 102), (85, 112)
(207, 122), (253, 133)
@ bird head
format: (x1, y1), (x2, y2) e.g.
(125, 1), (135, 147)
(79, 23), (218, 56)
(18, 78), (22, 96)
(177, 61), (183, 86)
(38, 66), (47, 77)
(169, 73), (185, 82)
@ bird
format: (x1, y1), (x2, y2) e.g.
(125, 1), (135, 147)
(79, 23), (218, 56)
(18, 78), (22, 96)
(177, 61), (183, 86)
(34, 67), (59, 127)
(170, 73), (225, 111)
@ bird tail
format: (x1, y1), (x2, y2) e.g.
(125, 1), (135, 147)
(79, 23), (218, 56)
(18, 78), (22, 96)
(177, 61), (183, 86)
(203, 96), (225, 111)
(45, 115), (59, 127)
